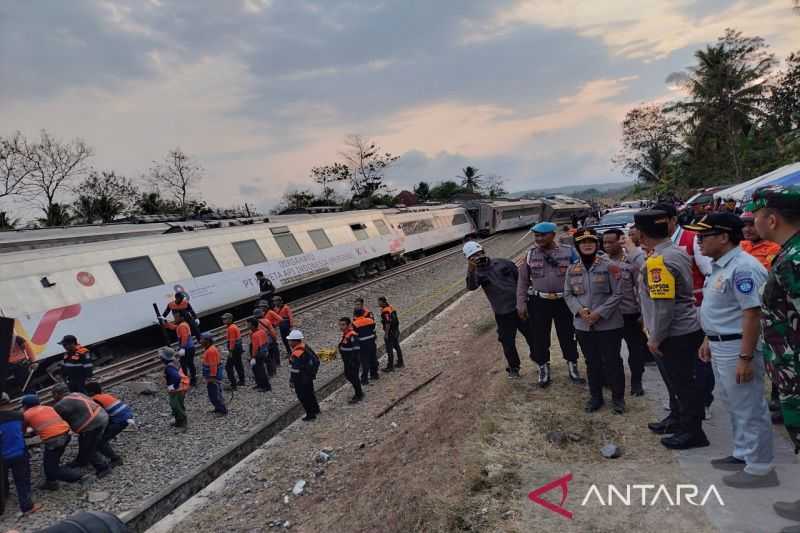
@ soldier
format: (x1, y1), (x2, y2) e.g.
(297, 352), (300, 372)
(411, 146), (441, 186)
(516, 222), (584, 387)
(745, 185), (800, 529)
(602, 228), (647, 396)
(687, 213), (777, 488)
(564, 228), (626, 414)
(634, 209), (708, 450)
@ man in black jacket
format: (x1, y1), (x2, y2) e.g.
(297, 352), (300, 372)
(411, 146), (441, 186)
(255, 271), (275, 308)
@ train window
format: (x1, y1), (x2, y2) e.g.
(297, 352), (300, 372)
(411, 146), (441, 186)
(350, 224), (369, 241)
(232, 239), (267, 266)
(501, 207), (539, 219)
(270, 226), (303, 256)
(179, 247), (222, 277)
(110, 256), (164, 292)
(373, 219), (391, 236)
(452, 213), (468, 225)
(399, 218), (435, 235)
(308, 229), (332, 250)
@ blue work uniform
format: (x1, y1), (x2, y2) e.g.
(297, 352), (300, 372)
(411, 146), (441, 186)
(700, 246), (773, 475)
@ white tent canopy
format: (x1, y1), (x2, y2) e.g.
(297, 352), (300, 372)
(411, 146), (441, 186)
(714, 162), (800, 202)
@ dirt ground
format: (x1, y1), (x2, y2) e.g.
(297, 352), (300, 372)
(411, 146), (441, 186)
(172, 289), (718, 533)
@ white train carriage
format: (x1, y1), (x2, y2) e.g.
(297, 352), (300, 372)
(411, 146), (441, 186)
(541, 195), (592, 223)
(464, 199), (543, 235)
(0, 210), (405, 361)
(384, 205), (475, 255)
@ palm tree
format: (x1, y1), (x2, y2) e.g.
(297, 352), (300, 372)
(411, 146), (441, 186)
(458, 166), (483, 193)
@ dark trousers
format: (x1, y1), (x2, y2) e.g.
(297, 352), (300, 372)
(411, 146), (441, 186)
(76, 425), (109, 474)
(181, 347), (197, 385)
(696, 359), (715, 408)
(658, 330), (705, 435)
(226, 348), (246, 386)
(3, 454), (33, 513)
(206, 381), (227, 414)
(64, 370), (88, 394)
(294, 379), (320, 417)
(530, 296), (579, 364)
(494, 311), (534, 371)
(385, 334), (403, 368)
(266, 342), (281, 376)
(11, 364), (33, 394)
(252, 355), (271, 390)
(97, 421), (125, 462)
(43, 434), (81, 483)
(576, 329), (624, 402)
(260, 293), (274, 309)
(360, 339), (378, 381)
(342, 352), (363, 397)
(621, 313), (647, 385)
(279, 324), (291, 358)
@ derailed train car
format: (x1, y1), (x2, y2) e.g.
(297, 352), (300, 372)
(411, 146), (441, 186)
(540, 195), (592, 223)
(464, 199), (544, 236)
(0, 205), (475, 362)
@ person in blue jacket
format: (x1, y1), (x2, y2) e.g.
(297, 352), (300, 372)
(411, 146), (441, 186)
(0, 393), (41, 515)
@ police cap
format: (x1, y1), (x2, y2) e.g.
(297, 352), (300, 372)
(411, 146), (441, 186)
(683, 212), (744, 235)
(633, 209), (670, 234)
(573, 227), (599, 242)
(532, 221), (557, 234)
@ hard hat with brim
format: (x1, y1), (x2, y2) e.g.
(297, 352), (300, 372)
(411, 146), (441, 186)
(462, 241), (483, 258)
(532, 221), (557, 234)
(287, 329), (304, 340)
(682, 213), (743, 234)
(159, 347), (176, 361)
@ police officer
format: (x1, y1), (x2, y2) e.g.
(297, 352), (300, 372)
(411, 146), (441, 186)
(59, 335), (93, 394)
(745, 185), (800, 528)
(635, 210), (708, 450)
(565, 228), (626, 414)
(465, 241), (535, 378)
(517, 222), (584, 387)
(686, 213), (777, 488)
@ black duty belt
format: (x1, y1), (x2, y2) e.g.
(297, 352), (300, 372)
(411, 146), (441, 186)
(706, 333), (743, 342)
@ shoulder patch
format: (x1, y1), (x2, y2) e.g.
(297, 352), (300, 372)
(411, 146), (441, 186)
(735, 276), (755, 294)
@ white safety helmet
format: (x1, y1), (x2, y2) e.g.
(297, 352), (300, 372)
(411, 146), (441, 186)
(462, 241), (483, 259)
(287, 329), (304, 341)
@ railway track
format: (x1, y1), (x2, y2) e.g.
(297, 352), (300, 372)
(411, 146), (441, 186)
(11, 233), (506, 408)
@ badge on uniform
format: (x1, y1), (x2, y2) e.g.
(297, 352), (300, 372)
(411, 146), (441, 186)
(735, 276), (755, 294)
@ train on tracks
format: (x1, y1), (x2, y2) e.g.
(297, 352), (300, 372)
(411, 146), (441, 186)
(1, 197), (589, 365)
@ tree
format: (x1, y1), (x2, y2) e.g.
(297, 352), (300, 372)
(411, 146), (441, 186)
(147, 148), (203, 219)
(0, 132), (34, 199)
(135, 190), (179, 216)
(766, 50), (800, 164)
(339, 135), (399, 199)
(613, 104), (682, 184)
(394, 190), (417, 206)
(413, 181), (430, 202)
(278, 189), (315, 212)
(37, 202), (72, 227)
(310, 162), (350, 202)
(14, 130), (93, 219)
(458, 166), (483, 192)
(0, 211), (19, 231)
(73, 170), (140, 223)
(484, 174), (507, 199)
(429, 180), (466, 200)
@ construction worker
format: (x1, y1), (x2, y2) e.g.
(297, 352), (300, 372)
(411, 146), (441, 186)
(0, 393), (41, 515)
(353, 303), (379, 384)
(200, 333), (227, 416)
(51, 383), (110, 478)
(287, 330), (320, 421)
(635, 210), (708, 450)
(516, 222), (585, 387)
(465, 241), (535, 379)
(162, 311), (197, 386)
(255, 271), (276, 308)
(162, 291), (200, 338)
(21, 394), (82, 491)
(254, 308), (280, 376)
(740, 211), (781, 271)
(378, 296), (404, 371)
(338, 317), (364, 403)
(248, 318), (271, 392)
(602, 228), (647, 396)
(687, 213), (777, 489)
(273, 296), (294, 358)
(264, 303), (284, 371)
(9, 336), (37, 394)
(564, 228), (626, 414)
(746, 184), (800, 530)
(58, 335), (93, 394)
(222, 313), (245, 389)
(160, 348), (189, 431)
(85, 382), (132, 467)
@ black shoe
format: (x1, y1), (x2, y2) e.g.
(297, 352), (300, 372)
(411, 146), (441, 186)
(661, 432), (710, 450)
(96, 468), (111, 479)
(648, 416), (679, 435)
(568, 361), (586, 384)
(38, 480), (59, 491)
(395, 361), (404, 368)
(360, 378), (369, 385)
(109, 457), (123, 468)
(585, 399), (604, 413)
(372, 373), (380, 380)
(710, 455), (746, 471)
(382, 366), (394, 373)
(507, 368), (520, 379)
(349, 395), (363, 404)
(190, 379), (197, 387)
(237, 381), (246, 387)
(612, 400), (625, 414)
(302, 415), (317, 422)
(631, 382), (644, 396)
(538, 363), (551, 388)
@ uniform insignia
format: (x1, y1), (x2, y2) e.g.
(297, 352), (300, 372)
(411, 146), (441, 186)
(735, 277), (754, 294)
(645, 255), (675, 299)
(608, 264), (621, 280)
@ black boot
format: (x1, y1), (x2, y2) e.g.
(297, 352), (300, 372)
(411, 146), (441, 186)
(630, 379), (644, 397)
(585, 397), (604, 413)
(568, 361), (586, 384)
(648, 415), (679, 434)
(538, 363), (551, 388)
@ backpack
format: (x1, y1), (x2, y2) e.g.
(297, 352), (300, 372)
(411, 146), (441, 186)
(306, 346), (321, 379)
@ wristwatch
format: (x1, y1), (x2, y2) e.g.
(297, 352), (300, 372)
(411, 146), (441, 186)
(738, 353), (754, 361)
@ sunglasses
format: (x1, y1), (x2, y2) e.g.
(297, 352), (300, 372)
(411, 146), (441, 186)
(697, 232), (724, 242)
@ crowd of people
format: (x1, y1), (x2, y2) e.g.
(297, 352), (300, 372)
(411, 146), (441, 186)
(466, 184), (800, 532)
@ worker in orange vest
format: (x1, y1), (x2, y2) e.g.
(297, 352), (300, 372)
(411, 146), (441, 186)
(264, 303), (284, 371)
(160, 348), (189, 431)
(9, 336), (37, 394)
(21, 394), (82, 491)
(273, 296), (294, 358)
(162, 311), (197, 386)
(248, 318), (271, 392)
(58, 335), (93, 394)
(162, 291), (200, 338)
(200, 333), (227, 416)
(287, 330), (320, 421)
(338, 318), (364, 403)
(222, 313), (245, 389)
(378, 296), (404, 371)
(353, 301), (379, 384)
(51, 383), (110, 478)
(85, 382), (133, 467)
(740, 211), (781, 271)
(254, 308), (280, 376)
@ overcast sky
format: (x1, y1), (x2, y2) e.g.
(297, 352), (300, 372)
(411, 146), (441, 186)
(1, 1), (797, 214)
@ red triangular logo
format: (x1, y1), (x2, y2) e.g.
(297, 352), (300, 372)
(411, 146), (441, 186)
(528, 472), (573, 519)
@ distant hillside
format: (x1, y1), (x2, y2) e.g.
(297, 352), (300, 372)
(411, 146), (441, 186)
(510, 181), (634, 198)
